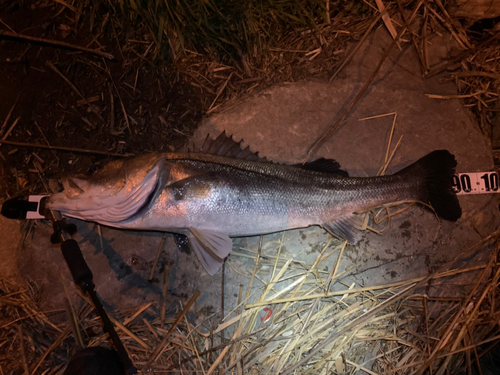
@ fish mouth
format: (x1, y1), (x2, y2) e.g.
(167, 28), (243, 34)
(60, 177), (90, 198)
(47, 157), (165, 224)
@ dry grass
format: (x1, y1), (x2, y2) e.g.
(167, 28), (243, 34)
(394, 0), (500, 143)
(1, 229), (499, 374)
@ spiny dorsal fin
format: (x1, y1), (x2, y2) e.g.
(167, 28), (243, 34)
(296, 158), (349, 177)
(196, 132), (347, 175)
(197, 131), (268, 162)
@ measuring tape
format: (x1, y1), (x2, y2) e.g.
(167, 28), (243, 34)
(452, 172), (500, 195)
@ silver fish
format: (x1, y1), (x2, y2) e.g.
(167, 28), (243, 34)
(47, 133), (461, 275)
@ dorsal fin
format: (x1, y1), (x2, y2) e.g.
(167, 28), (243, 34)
(197, 132), (268, 162)
(195, 132), (347, 176)
(295, 158), (349, 177)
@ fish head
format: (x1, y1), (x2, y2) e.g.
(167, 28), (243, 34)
(47, 154), (166, 224)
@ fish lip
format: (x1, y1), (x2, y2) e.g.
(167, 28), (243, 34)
(59, 176), (85, 198)
(56, 173), (100, 200)
(67, 177), (86, 193)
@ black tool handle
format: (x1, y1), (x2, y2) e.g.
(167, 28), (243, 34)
(87, 288), (137, 375)
(2, 200), (137, 374)
(1, 197), (38, 219)
(61, 239), (94, 289)
(60, 239), (137, 375)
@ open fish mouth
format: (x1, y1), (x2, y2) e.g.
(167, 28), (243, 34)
(47, 157), (164, 224)
(60, 177), (91, 198)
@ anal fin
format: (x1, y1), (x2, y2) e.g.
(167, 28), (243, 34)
(323, 214), (364, 244)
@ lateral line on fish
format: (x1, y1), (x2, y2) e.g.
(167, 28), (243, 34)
(166, 153), (398, 188)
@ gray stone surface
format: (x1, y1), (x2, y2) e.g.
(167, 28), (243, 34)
(193, 29), (499, 290)
(6, 29), (499, 329)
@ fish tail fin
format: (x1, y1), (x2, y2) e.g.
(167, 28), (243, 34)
(397, 150), (461, 221)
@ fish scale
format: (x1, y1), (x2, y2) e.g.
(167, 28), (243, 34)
(47, 132), (461, 275)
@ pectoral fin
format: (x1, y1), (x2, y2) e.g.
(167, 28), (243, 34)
(323, 214), (364, 244)
(187, 234), (223, 275)
(187, 228), (233, 275)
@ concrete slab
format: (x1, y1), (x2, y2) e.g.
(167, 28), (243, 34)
(14, 28), (500, 330)
(192, 28), (500, 290)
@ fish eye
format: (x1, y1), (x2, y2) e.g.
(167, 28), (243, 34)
(88, 165), (99, 175)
